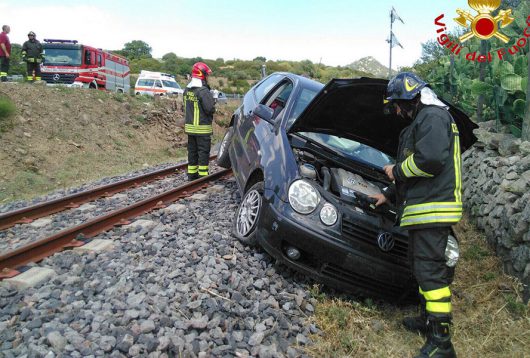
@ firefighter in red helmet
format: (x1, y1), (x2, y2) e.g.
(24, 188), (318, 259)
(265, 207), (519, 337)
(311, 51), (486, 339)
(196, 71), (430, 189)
(183, 62), (215, 180)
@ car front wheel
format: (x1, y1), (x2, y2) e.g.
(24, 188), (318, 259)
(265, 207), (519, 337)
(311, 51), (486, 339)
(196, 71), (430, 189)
(217, 127), (233, 168)
(232, 181), (263, 246)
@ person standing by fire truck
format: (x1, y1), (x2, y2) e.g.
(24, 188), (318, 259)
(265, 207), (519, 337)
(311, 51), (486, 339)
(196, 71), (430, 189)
(0, 25), (11, 82)
(372, 72), (462, 358)
(183, 62), (215, 181)
(22, 31), (44, 82)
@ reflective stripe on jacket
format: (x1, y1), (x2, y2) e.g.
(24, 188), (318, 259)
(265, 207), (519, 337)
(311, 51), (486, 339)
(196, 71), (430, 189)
(183, 86), (215, 135)
(392, 105), (462, 228)
(22, 40), (44, 63)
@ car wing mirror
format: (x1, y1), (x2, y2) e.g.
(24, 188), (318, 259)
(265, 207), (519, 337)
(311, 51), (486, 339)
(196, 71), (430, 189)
(254, 104), (274, 122)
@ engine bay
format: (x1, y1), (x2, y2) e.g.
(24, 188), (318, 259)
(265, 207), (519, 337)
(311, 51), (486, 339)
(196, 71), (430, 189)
(292, 147), (397, 219)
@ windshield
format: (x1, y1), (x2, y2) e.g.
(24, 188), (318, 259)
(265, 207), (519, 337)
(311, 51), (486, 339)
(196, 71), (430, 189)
(286, 88), (319, 127)
(162, 80), (181, 89)
(299, 132), (395, 169)
(43, 48), (82, 66)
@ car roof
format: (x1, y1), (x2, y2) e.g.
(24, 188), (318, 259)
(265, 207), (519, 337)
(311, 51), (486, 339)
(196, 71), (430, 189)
(267, 72), (324, 92)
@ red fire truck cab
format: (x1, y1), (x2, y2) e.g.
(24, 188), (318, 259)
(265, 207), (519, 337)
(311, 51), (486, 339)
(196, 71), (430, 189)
(41, 39), (130, 93)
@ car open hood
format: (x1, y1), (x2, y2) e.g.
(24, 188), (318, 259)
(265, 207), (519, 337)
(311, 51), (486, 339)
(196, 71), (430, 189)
(289, 78), (478, 158)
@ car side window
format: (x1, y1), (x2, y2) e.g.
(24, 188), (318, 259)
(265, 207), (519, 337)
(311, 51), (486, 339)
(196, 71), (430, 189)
(263, 81), (293, 121)
(253, 74), (283, 103)
(155, 80), (163, 88)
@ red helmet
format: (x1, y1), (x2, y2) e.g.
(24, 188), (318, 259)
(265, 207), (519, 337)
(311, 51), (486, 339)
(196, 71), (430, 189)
(191, 62), (212, 80)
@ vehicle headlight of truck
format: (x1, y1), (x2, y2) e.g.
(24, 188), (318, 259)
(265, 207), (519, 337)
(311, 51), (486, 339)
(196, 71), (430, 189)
(320, 203), (338, 226)
(288, 180), (320, 214)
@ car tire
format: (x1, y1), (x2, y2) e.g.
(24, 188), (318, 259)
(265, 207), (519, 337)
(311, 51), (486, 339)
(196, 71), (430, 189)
(232, 181), (263, 246)
(216, 127), (234, 169)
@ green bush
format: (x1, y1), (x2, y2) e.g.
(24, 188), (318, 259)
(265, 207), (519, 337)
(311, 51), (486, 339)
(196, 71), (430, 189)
(0, 96), (16, 133)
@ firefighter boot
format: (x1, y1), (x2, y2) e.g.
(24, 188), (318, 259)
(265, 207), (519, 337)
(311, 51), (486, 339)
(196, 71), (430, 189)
(188, 173), (199, 181)
(402, 296), (427, 334)
(414, 318), (456, 358)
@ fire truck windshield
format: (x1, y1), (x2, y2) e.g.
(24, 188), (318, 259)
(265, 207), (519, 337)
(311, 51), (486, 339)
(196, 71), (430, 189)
(43, 48), (82, 66)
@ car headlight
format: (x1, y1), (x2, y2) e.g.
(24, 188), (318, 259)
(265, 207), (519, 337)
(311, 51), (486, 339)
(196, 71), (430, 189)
(445, 235), (460, 267)
(288, 180), (320, 214)
(320, 203), (338, 226)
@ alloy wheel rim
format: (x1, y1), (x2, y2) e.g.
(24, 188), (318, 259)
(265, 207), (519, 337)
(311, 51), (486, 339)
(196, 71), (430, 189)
(236, 189), (261, 237)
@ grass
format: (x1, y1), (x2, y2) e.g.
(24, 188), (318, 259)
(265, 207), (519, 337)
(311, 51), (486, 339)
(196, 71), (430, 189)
(135, 115), (147, 123)
(0, 95), (16, 133)
(113, 93), (126, 103)
(0, 145), (187, 203)
(306, 217), (530, 358)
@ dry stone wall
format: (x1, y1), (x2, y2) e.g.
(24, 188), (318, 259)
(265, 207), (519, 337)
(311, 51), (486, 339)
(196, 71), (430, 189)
(462, 121), (530, 301)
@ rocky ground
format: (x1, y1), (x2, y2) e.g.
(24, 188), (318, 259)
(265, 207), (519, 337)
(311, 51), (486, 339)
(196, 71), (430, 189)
(0, 177), (317, 358)
(0, 160), (223, 253)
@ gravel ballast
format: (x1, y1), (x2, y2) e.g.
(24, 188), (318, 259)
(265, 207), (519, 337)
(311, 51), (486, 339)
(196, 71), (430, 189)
(0, 176), (317, 357)
(0, 161), (221, 254)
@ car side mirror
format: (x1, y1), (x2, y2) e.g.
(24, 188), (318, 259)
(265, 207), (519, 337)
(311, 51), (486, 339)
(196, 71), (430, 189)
(254, 104), (274, 122)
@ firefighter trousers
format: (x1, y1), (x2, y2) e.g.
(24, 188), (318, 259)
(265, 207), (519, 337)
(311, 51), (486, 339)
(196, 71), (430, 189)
(0, 57), (9, 81)
(409, 227), (453, 319)
(187, 135), (211, 180)
(26, 62), (41, 81)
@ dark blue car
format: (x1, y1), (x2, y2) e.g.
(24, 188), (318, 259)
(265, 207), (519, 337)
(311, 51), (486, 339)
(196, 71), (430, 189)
(216, 73), (477, 301)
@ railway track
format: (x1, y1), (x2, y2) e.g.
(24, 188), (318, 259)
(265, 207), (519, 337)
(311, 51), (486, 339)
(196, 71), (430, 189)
(0, 155), (215, 231)
(0, 160), (231, 279)
(0, 167), (315, 358)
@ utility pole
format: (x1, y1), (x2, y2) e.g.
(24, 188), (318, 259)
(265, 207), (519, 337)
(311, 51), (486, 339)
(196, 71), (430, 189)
(389, 12), (393, 79)
(388, 7), (404, 79)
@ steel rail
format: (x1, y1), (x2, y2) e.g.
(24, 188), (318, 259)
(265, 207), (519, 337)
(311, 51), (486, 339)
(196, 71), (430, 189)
(0, 156), (216, 231)
(0, 169), (232, 278)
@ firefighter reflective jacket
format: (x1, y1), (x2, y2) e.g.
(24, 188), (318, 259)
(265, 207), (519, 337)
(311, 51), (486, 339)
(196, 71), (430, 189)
(391, 104), (462, 229)
(183, 81), (215, 136)
(22, 40), (44, 63)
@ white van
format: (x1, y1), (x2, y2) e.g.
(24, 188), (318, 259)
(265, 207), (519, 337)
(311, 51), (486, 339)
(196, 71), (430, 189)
(135, 71), (183, 96)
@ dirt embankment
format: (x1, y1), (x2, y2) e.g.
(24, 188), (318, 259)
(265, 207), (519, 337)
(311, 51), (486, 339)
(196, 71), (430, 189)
(0, 83), (234, 203)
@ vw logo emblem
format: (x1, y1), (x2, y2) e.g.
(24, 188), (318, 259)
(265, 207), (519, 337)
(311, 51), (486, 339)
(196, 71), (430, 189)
(53, 74), (60, 81)
(377, 232), (395, 252)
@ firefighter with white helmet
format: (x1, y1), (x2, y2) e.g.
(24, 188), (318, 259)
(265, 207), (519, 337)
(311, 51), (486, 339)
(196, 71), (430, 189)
(22, 31), (44, 82)
(183, 62), (215, 180)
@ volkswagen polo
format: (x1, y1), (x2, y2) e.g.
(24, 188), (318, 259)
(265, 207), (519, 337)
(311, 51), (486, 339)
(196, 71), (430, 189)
(216, 73), (477, 301)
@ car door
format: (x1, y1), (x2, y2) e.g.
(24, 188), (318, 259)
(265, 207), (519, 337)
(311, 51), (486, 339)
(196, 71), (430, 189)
(232, 74), (284, 187)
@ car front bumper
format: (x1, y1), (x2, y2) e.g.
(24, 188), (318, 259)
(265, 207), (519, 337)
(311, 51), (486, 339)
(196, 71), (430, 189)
(257, 190), (418, 302)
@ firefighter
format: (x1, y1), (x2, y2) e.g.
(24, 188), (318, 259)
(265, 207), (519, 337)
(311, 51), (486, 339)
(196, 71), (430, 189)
(22, 31), (44, 82)
(371, 72), (461, 358)
(0, 25), (11, 82)
(183, 62), (215, 180)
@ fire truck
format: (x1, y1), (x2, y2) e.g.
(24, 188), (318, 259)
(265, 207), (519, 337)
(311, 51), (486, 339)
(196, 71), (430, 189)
(40, 39), (130, 93)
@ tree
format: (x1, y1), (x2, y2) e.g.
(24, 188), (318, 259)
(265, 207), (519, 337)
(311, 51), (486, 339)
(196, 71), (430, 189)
(162, 52), (177, 61)
(120, 40), (152, 60)
(129, 58), (162, 74)
(8, 44), (25, 75)
(253, 56), (266, 62)
(419, 40), (446, 63)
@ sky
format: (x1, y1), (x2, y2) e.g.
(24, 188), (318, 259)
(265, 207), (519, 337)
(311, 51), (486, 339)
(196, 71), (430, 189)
(1, 0), (466, 69)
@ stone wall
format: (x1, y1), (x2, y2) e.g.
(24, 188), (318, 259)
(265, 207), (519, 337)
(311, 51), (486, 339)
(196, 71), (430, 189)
(462, 121), (530, 301)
